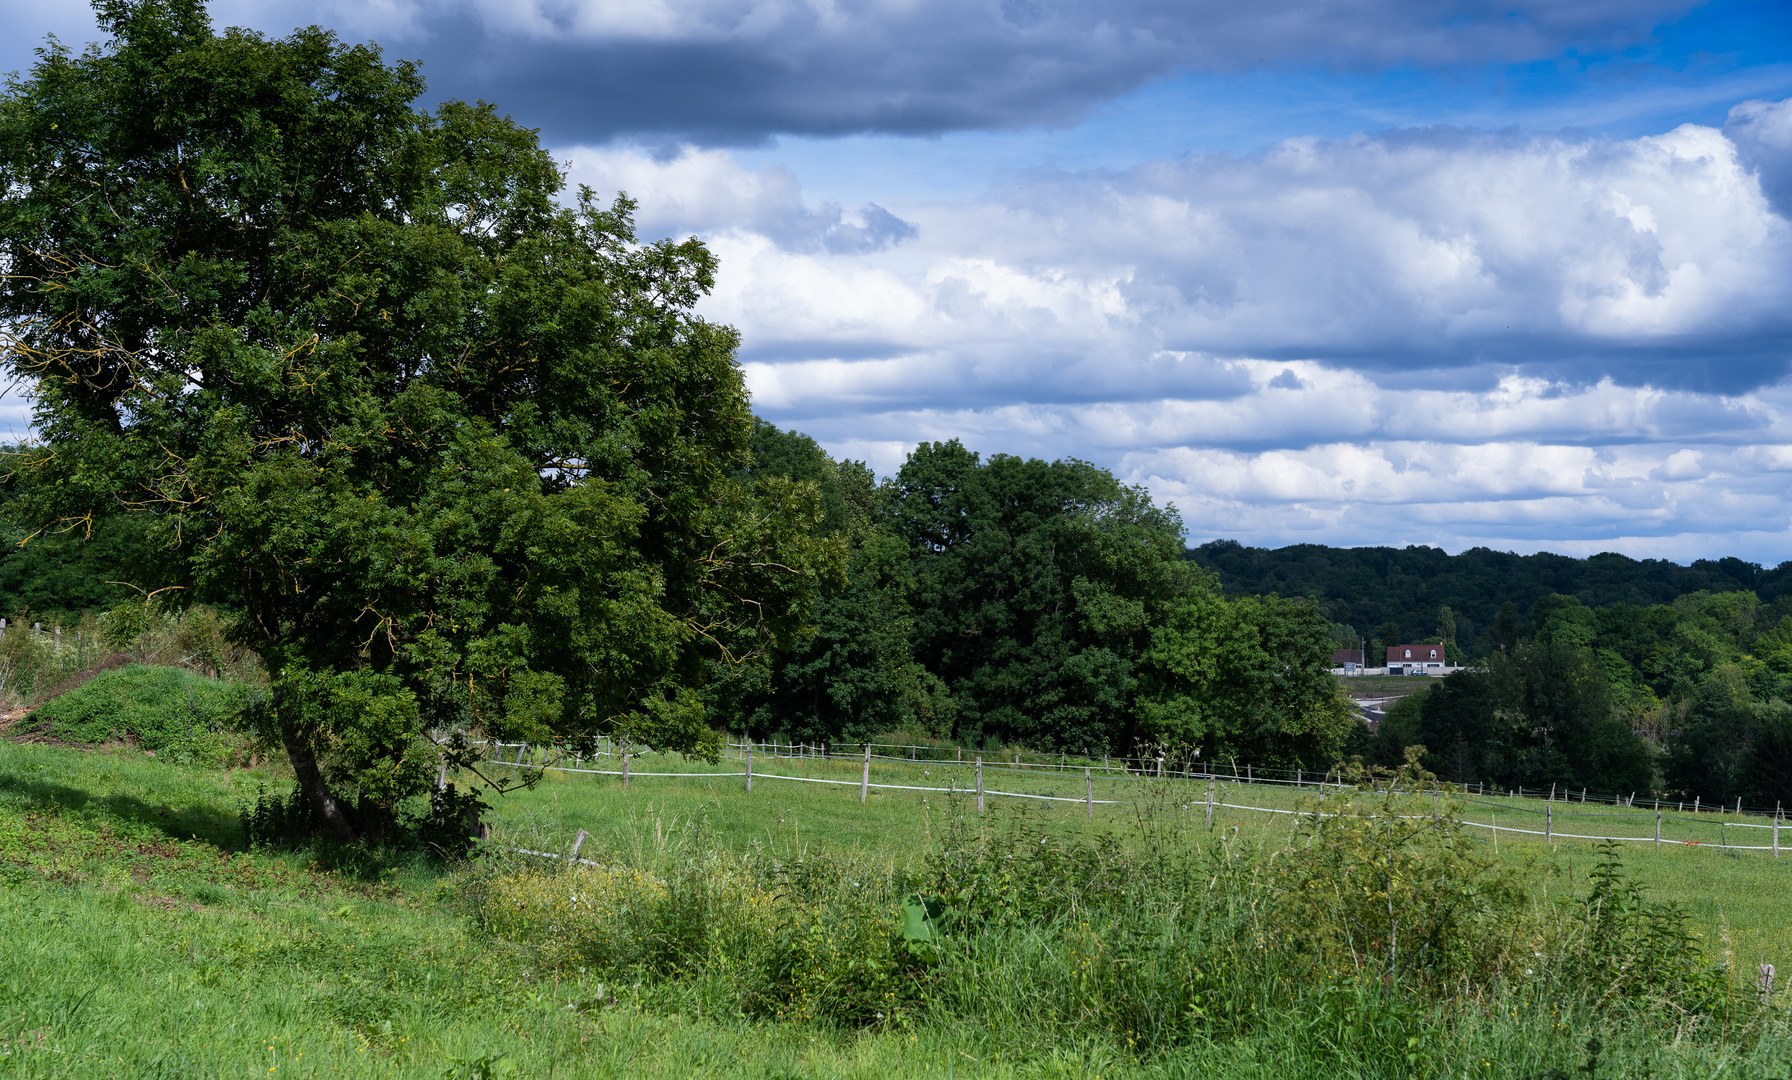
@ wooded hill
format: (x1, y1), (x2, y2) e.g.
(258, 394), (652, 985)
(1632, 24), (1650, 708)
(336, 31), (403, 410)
(1188, 540), (1792, 659)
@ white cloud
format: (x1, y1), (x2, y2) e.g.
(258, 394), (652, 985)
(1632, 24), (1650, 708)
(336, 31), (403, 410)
(570, 108), (1792, 560)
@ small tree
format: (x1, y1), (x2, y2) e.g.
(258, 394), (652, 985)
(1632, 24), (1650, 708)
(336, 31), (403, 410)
(0, 0), (837, 840)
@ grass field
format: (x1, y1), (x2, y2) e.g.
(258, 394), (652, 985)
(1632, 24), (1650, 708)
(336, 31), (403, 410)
(486, 749), (1792, 981)
(6, 739), (1792, 1077)
(1338, 676), (1444, 699)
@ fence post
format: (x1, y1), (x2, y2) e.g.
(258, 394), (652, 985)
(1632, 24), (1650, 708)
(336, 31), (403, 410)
(1247, 764), (1252, 784)
(1085, 767), (1093, 820)
(1156, 754), (1164, 779)
(1776, 804), (1781, 857)
(976, 755), (984, 814)
(1546, 803), (1552, 844)
(860, 745), (871, 804)
(1694, 797), (1700, 814)
(1492, 813), (1498, 855)
(745, 741), (753, 794)
(570, 829), (588, 863)
(1205, 782), (1214, 829)
(1655, 807), (1662, 852)
(1296, 768), (1302, 788)
(1737, 797), (1743, 815)
(622, 749), (630, 789)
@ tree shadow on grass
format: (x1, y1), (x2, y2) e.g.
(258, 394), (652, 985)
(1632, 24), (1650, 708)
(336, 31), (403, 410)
(0, 768), (245, 851)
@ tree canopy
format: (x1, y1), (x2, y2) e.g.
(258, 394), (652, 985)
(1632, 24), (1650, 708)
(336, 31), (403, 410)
(1190, 539), (1785, 660)
(714, 433), (1353, 767)
(0, 0), (835, 841)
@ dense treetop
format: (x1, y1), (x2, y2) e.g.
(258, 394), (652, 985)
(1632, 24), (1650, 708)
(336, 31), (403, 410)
(1189, 540), (1788, 657)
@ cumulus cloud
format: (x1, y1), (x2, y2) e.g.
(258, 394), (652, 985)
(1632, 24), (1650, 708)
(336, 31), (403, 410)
(573, 106), (1792, 557)
(69, 0), (1687, 143)
(563, 146), (917, 254)
(636, 114), (1792, 412)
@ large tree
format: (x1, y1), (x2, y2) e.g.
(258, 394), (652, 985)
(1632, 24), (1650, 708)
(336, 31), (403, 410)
(0, 0), (834, 840)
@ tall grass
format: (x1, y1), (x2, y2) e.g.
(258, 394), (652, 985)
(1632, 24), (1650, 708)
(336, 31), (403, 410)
(467, 786), (1788, 1074)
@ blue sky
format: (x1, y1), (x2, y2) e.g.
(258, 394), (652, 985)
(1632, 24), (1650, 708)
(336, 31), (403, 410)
(4, 0), (1792, 562)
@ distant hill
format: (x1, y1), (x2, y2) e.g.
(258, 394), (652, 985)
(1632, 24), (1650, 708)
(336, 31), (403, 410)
(1185, 541), (1792, 657)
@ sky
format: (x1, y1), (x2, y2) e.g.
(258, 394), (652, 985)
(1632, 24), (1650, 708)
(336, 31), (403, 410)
(4, 0), (1792, 563)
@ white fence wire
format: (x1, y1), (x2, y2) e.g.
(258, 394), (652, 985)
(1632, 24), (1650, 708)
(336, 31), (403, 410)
(478, 741), (1790, 855)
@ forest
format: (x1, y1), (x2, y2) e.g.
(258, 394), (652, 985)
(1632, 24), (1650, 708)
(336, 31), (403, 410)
(1190, 538), (1791, 659)
(9, 421), (1792, 806)
(1352, 587), (1792, 806)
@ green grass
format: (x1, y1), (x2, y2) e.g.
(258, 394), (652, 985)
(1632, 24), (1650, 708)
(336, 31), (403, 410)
(6, 740), (1792, 1077)
(1338, 675), (1443, 697)
(27, 664), (250, 765)
(485, 751), (1792, 983)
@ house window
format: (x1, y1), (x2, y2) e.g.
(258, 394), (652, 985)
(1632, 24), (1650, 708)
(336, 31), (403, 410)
(1403, 649), (1411, 659)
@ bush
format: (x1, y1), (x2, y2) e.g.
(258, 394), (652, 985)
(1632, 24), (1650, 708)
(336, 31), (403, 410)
(30, 663), (250, 765)
(467, 793), (1754, 1063)
(473, 851), (921, 1026)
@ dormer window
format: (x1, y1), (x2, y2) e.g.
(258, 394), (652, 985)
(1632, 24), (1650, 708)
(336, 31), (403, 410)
(1403, 649), (1411, 658)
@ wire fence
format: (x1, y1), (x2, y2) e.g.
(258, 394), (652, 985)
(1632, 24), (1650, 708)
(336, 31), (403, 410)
(477, 739), (1792, 856)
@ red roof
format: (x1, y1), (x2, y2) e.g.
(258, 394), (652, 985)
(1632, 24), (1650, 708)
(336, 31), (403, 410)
(1386, 644), (1446, 664)
(1332, 649), (1364, 665)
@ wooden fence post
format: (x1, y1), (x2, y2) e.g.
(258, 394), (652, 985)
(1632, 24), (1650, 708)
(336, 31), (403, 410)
(1655, 807), (1662, 852)
(622, 749), (630, 789)
(1205, 782), (1214, 829)
(976, 755), (984, 813)
(861, 745), (871, 804)
(1085, 767), (1093, 820)
(745, 741), (753, 794)
(570, 829), (588, 863)
(1776, 804), (1781, 858)
(1546, 803), (1552, 844)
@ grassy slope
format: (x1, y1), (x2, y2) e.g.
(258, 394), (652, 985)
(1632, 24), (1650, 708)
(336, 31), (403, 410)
(5, 741), (1792, 1077)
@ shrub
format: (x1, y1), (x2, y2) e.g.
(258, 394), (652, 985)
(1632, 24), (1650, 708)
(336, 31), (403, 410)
(30, 663), (250, 764)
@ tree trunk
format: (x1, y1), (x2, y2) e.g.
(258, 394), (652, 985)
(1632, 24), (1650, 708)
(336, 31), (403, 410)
(279, 717), (356, 840)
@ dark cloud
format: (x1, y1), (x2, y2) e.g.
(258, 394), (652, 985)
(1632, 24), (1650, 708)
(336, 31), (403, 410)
(1727, 97), (1792, 219)
(385, 0), (1694, 143)
(822, 204), (918, 255)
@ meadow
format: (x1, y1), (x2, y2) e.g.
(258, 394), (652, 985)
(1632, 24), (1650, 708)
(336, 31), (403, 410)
(5, 739), (1792, 1078)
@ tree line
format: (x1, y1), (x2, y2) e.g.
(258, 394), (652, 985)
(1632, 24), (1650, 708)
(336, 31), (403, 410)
(1190, 540), (1790, 661)
(1355, 589), (1792, 807)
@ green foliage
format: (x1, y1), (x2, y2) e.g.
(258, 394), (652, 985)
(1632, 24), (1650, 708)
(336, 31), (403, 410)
(1342, 686), (1429, 770)
(891, 442), (1199, 753)
(30, 663), (248, 764)
(1277, 789), (1530, 987)
(1553, 842), (1729, 1016)
(1190, 540), (1784, 658)
(0, 0), (836, 839)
